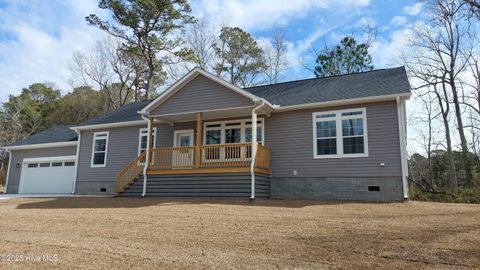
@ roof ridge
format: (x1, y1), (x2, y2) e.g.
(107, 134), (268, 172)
(244, 66), (405, 90)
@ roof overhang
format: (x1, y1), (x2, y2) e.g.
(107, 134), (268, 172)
(274, 92), (411, 112)
(4, 141), (78, 151)
(139, 67), (273, 115)
(70, 120), (148, 131)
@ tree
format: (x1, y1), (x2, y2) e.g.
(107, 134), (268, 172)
(464, 0), (480, 18)
(213, 26), (267, 87)
(70, 39), (141, 110)
(86, 0), (194, 100)
(263, 29), (288, 84)
(314, 36), (373, 78)
(187, 18), (217, 71)
(51, 86), (104, 125)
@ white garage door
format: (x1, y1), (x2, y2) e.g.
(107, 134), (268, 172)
(19, 155), (76, 194)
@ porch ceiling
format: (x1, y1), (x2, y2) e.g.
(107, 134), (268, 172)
(152, 106), (270, 123)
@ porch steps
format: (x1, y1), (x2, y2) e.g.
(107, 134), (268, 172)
(120, 173), (271, 198)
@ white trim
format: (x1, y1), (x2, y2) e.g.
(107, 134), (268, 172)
(312, 108), (369, 159)
(71, 120), (147, 131)
(4, 149), (12, 194)
(4, 141), (77, 151)
(139, 68), (273, 114)
(23, 155), (77, 163)
(173, 129), (195, 147)
(72, 129), (81, 194)
(90, 131), (109, 168)
(203, 118), (265, 146)
(277, 93), (411, 112)
(397, 97), (409, 199)
(149, 105), (256, 119)
(250, 100), (265, 200)
(138, 127), (157, 155)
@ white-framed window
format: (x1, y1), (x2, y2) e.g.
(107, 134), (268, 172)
(313, 108), (368, 159)
(91, 131), (109, 167)
(203, 118), (264, 146)
(138, 127), (157, 155)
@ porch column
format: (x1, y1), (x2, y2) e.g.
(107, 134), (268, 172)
(147, 117), (154, 167)
(195, 112), (203, 168)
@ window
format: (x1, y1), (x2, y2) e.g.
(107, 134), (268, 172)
(27, 163), (38, 168)
(203, 119), (264, 160)
(313, 108), (368, 158)
(138, 128), (157, 155)
(52, 162), (63, 167)
(39, 162), (50, 168)
(91, 132), (109, 167)
(64, 161), (75, 167)
(203, 119), (264, 145)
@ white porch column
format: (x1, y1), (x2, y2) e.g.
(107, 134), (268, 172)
(142, 117), (153, 197)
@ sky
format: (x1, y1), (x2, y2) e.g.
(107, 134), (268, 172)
(0, 0), (423, 104)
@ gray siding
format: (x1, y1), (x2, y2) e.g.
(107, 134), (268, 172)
(76, 125), (146, 195)
(121, 173), (270, 197)
(150, 75), (254, 116)
(266, 101), (402, 178)
(6, 146), (77, 194)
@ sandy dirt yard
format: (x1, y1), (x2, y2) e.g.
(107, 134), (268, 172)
(0, 198), (478, 269)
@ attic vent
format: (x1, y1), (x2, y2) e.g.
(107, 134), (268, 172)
(368, 186), (380, 192)
(100, 188), (107, 192)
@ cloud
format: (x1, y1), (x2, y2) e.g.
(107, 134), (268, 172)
(191, 0), (370, 31)
(0, 0), (106, 103)
(403, 3), (423, 16)
(369, 26), (413, 68)
(391, 16), (408, 26)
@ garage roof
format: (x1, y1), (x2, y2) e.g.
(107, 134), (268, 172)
(9, 125), (78, 147)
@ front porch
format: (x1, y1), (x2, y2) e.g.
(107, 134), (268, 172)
(116, 110), (271, 195)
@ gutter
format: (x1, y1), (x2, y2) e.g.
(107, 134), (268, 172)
(141, 115), (151, 197)
(250, 100), (265, 200)
(4, 149), (12, 194)
(71, 128), (81, 194)
(396, 96), (409, 200)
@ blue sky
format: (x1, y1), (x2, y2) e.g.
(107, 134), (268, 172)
(0, 0), (423, 103)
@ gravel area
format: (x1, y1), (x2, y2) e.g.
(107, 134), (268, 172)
(0, 198), (479, 269)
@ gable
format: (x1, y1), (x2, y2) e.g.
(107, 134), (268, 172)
(150, 74), (255, 116)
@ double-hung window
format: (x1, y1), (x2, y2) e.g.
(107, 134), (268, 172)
(313, 108), (368, 158)
(138, 128), (157, 156)
(91, 132), (109, 167)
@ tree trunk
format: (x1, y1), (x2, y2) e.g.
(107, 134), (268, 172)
(450, 79), (473, 187)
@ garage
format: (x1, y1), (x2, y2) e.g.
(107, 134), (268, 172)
(19, 155), (76, 194)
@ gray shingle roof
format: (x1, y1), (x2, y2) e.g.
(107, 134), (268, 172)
(10, 125), (78, 146)
(245, 66), (410, 106)
(76, 100), (151, 126)
(9, 67), (410, 147)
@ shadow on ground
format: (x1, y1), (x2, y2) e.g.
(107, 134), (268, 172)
(12, 197), (370, 209)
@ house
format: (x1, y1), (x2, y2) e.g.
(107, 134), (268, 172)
(3, 67), (411, 201)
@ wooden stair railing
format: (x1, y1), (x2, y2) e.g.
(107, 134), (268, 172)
(116, 151), (146, 194)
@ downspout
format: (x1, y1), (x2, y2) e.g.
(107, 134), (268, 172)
(4, 148), (12, 194)
(396, 96), (408, 200)
(250, 100), (265, 200)
(71, 128), (81, 194)
(141, 115), (151, 198)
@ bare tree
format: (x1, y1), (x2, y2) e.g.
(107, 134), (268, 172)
(187, 18), (217, 71)
(70, 39), (140, 110)
(263, 29), (289, 84)
(408, 0), (473, 186)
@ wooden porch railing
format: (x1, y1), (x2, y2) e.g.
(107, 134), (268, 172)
(115, 151), (146, 193)
(149, 143), (270, 171)
(116, 143), (271, 194)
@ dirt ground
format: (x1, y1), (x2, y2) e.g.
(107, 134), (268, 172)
(0, 198), (478, 269)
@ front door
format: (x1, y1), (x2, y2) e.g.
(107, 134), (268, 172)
(173, 130), (194, 168)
